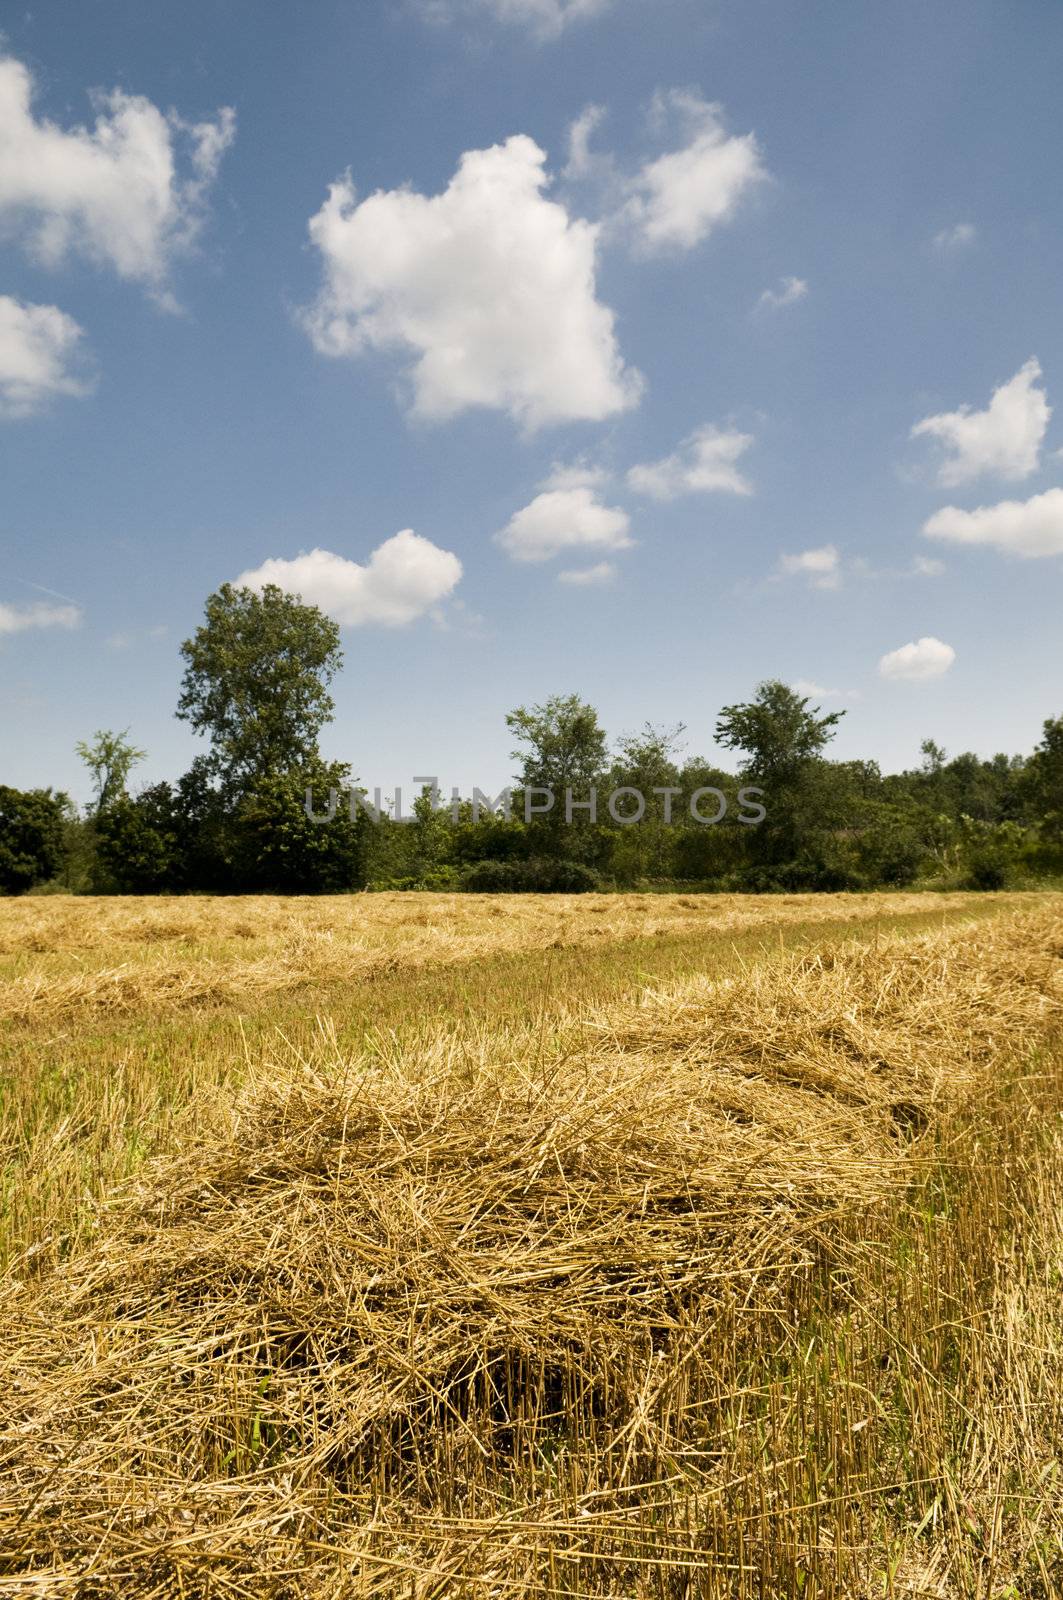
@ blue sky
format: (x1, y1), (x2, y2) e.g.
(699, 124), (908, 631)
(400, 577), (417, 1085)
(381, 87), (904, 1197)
(2, 0), (1062, 805)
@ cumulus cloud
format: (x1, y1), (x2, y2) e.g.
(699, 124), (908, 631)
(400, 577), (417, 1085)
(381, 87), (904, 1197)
(495, 485), (632, 563)
(303, 134), (641, 429)
(755, 275), (807, 313)
(778, 545), (841, 590)
(878, 637), (955, 682)
(627, 424), (754, 499)
(933, 222), (976, 254)
(0, 295), (91, 416)
(923, 486), (1063, 559)
(0, 599), (82, 635)
(0, 52), (234, 295)
(622, 91), (766, 254)
(557, 560), (617, 585)
(911, 358), (1050, 486)
(236, 531), (463, 627)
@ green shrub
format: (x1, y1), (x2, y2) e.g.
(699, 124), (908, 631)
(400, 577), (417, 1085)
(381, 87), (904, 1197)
(463, 858), (600, 893)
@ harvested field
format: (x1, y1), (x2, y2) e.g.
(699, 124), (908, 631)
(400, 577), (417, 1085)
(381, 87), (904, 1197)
(0, 889), (1032, 1021)
(1, 893), (1061, 1597)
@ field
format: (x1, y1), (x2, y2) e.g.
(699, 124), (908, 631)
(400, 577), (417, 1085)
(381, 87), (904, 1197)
(1, 890), (1062, 1598)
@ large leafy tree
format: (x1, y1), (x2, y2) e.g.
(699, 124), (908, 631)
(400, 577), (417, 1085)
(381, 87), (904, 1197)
(715, 681), (846, 873)
(506, 693), (609, 863)
(0, 787), (67, 894)
(506, 693), (608, 794)
(177, 584), (343, 789)
(715, 681), (845, 787)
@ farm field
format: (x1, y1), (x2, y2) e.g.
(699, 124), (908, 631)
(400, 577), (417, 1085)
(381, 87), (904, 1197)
(1, 891), (1062, 1597)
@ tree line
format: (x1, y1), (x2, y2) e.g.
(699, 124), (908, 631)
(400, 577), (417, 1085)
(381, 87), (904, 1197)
(1, 582), (1061, 895)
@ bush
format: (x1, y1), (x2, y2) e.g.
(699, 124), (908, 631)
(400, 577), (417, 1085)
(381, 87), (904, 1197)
(733, 857), (866, 894)
(0, 787), (67, 894)
(463, 858), (600, 893)
(95, 784), (182, 893)
(368, 866), (463, 893)
(965, 850), (1009, 891)
(958, 819), (1026, 892)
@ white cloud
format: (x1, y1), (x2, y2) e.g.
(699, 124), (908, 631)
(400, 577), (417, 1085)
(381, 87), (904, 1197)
(911, 358), (1050, 486)
(0, 295), (90, 416)
(755, 275), (807, 313)
(236, 531), (463, 627)
(627, 424), (754, 499)
(792, 679), (858, 702)
(933, 222), (976, 253)
(557, 560), (617, 585)
(430, 0), (613, 38)
(564, 104), (608, 179)
(495, 485), (632, 563)
(923, 486), (1063, 559)
(911, 555), (945, 576)
(623, 91), (766, 254)
(878, 637), (955, 682)
(778, 544), (841, 590)
(0, 53), (234, 295)
(540, 460), (609, 492)
(303, 134), (641, 429)
(0, 599), (82, 635)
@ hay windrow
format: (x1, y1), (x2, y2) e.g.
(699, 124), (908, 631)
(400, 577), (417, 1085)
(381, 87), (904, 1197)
(0, 889), (1034, 1022)
(1, 906), (1061, 1596)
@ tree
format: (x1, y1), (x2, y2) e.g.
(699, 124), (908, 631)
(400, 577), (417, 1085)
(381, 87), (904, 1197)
(507, 694), (609, 793)
(95, 784), (182, 893)
(607, 723), (686, 881)
(0, 787), (67, 894)
(920, 739), (946, 776)
(75, 728), (146, 814)
(715, 681), (845, 787)
(177, 584), (343, 790)
(227, 764), (366, 892)
(506, 693), (609, 863)
(1023, 714), (1063, 844)
(715, 682), (846, 875)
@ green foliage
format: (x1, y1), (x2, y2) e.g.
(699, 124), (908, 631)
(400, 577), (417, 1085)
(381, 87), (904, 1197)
(177, 584), (342, 789)
(74, 729), (146, 815)
(369, 867), (463, 893)
(94, 767), (366, 895)
(714, 682), (846, 872)
(606, 723), (687, 882)
(716, 680), (845, 787)
(95, 784), (182, 893)
(851, 804), (925, 886)
(0, 786), (67, 894)
(1022, 714), (1063, 843)
(463, 858), (601, 893)
(55, 809), (98, 894)
(506, 693), (609, 865)
(957, 818), (1028, 891)
(18, 573), (1063, 899)
(226, 766), (366, 893)
(507, 693), (609, 792)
